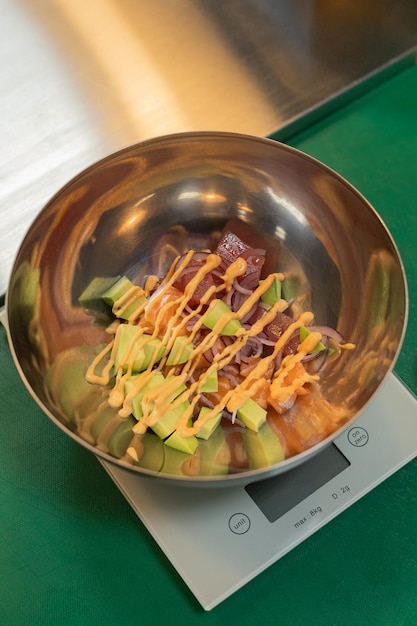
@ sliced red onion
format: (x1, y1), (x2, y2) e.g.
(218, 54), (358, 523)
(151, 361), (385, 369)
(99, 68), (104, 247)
(245, 336), (263, 359)
(225, 286), (234, 308)
(185, 315), (202, 331)
(307, 325), (345, 344)
(257, 333), (277, 347)
(229, 290), (247, 313)
(239, 306), (257, 325)
(198, 394), (215, 408)
(239, 271), (261, 291)
(232, 278), (253, 295)
(308, 348), (329, 373)
(219, 368), (241, 388)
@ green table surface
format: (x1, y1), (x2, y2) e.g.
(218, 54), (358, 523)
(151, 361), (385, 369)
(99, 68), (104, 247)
(1, 66), (417, 626)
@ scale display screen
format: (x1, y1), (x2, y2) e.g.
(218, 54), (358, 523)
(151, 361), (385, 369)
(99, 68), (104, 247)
(245, 443), (350, 523)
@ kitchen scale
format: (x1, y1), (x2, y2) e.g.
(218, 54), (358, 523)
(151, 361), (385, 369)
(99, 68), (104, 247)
(100, 372), (417, 611)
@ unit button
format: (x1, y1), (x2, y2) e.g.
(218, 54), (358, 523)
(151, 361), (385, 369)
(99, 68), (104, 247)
(348, 426), (369, 447)
(228, 513), (251, 535)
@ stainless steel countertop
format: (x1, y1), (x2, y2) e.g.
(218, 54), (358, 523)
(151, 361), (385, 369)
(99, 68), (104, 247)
(1, 0), (417, 294)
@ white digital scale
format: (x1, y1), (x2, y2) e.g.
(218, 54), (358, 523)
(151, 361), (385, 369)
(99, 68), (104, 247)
(101, 372), (416, 610)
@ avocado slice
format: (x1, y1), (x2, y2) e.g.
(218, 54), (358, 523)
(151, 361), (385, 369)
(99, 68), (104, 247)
(195, 407), (222, 440)
(114, 324), (166, 373)
(299, 326), (326, 353)
(237, 398), (267, 432)
(102, 276), (146, 320)
(202, 300), (242, 336)
(151, 400), (190, 439)
(166, 335), (193, 366)
(116, 294), (147, 320)
(132, 373), (187, 422)
(124, 374), (139, 397)
(131, 372), (166, 420)
(164, 423), (199, 455)
(199, 370), (218, 393)
(78, 276), (121, 315)
(260, 277), (282, 306)
(244, 422), (285, 469)
(281, 275), (301, 301)
(102, 276), (134, 305)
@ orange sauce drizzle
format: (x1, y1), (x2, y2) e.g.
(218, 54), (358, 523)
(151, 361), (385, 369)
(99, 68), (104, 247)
(86, 250), (340, 439)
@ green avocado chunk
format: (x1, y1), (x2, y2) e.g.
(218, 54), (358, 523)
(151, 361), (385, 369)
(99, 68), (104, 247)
(151, 400), (190, 439)
(260, 277), (282, 306)
(78, 276), (121, 314)
(102, 276), (146, 320)
(124, 375), (139, 397)
(131, 372), (187, 425)
(281, 275), (301, 301)
(102, 276), (134, 305)
(299, 326), (326, 353)
(114, 324), (166, 373)
(237, 398), (267, 432)
(116, 295), (147, 320)
(199, 370), (218, 393)
(195, 407), (222, 440)
(164, 421), (199, 455)
(131, 372), (166, 420)
(202, 300), (242, 336)
(166, 336), (193, 366)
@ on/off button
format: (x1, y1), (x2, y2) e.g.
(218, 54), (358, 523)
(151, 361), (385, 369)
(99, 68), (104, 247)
(228, 513), (251, 534)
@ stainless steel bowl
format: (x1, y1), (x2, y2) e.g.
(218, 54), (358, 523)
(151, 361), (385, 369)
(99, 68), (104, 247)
(4, 131), (408, 486)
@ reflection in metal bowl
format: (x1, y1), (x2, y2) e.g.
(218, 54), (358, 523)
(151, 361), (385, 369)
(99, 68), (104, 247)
(5, 132), (407, 486)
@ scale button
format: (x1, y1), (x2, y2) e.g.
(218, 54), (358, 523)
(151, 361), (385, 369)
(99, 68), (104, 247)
(347, 426), (369, 447)
(228, 513), (251, 535)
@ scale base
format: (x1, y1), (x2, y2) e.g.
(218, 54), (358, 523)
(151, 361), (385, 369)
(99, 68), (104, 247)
(101, 374), (417, 610)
